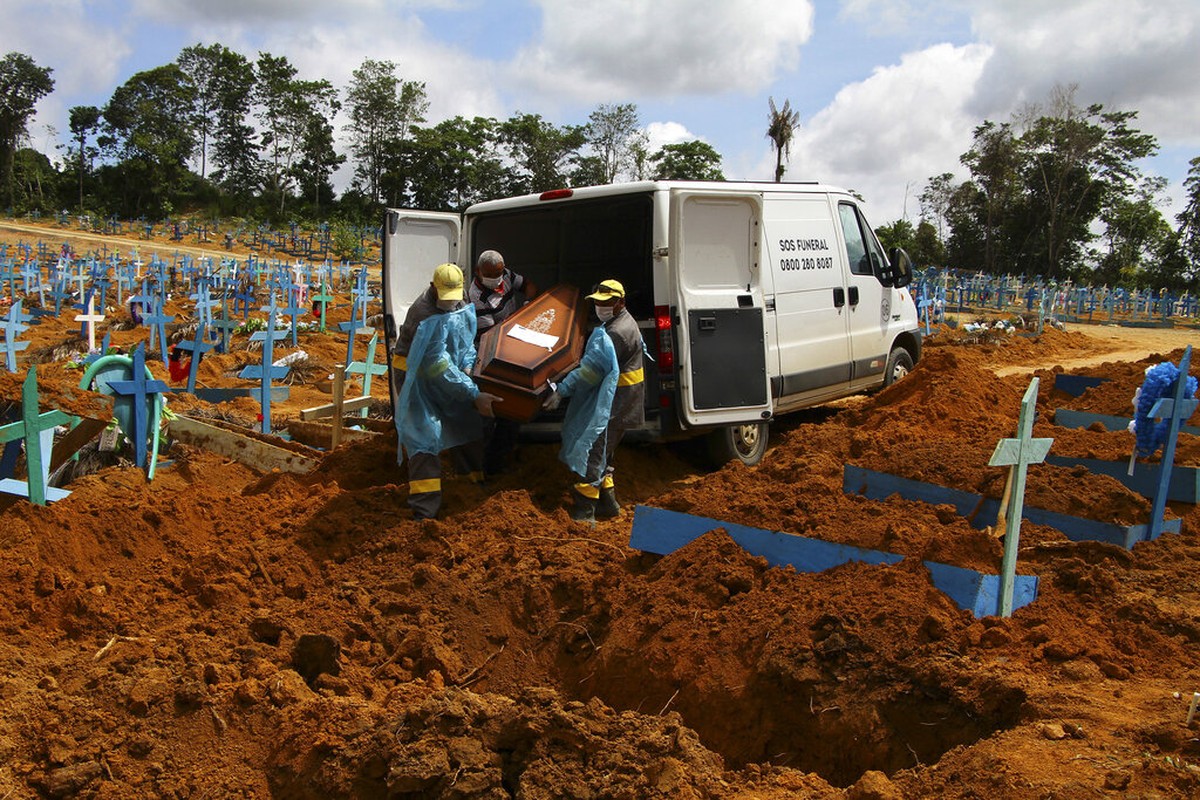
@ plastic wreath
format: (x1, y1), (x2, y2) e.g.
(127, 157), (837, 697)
(1130, 362), (1198, 457)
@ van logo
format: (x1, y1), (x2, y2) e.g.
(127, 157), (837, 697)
(527, 309), (557, 334)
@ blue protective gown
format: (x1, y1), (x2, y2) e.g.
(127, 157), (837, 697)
(395, 305), (482, 456)
(557, 325), (619, 478)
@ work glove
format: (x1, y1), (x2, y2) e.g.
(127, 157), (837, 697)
(474, 392), (502, 418)
(541, 381), (561, 411)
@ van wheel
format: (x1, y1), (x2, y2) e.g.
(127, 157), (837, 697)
(885, 347), (914, 386)
(707, 422), (769, 467)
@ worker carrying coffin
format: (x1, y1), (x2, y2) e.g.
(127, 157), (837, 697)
(392, 263), (500, 519)
(543, 278), (645, 523)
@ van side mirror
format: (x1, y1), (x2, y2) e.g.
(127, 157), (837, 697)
(888, 247), (913, 289)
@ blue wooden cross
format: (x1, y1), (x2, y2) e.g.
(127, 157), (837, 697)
(234, 277), (256, 321)
(105, 344), (170, 470)
(344, 330), (387, 417)
(142, 294), (176, 368)
(1, 300), (33, 372)
(0, 257), (16, 297)
(277, 279), (306, 348)
(988, 377), (1054, 617)
(210, 290), (238, 354)
(174, 322), (215, 394)
(340, 266), (371, 366)
(1145, 346), (1198, 541)
(0, 366), (73, 505)
(238, 309), (290, 433)
(190, 279), (217, 328)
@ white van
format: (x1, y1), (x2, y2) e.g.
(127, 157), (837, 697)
(382, 180), (921, 465)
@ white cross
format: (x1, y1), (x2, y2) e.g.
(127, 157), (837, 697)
(74, 294), (106, 351)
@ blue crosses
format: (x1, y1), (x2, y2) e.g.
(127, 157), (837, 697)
(1, 300), (33, 372)
(340, 266), (371, 366)
(141, 295), (176, 369)
(239, 309), (291, 433)
(174, 321), (215, 394)
(0, 366), (73, 505)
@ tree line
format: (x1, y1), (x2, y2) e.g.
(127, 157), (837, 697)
(876, 85), (1200, 292)
(2, 49), (1197, 290)
(0, 47), (724, 226)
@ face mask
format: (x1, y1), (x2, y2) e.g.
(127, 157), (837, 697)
(437, 299), (458, 311)
(595, 305), (616, 322)
(479, 274), (503, 289)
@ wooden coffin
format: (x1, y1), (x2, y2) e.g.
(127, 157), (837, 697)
(473, 284), (587, 422)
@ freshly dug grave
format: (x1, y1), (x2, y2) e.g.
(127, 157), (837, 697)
(2, 228), (1200, 797)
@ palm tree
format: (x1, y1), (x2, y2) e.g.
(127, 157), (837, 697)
(766, 97), (800, 183)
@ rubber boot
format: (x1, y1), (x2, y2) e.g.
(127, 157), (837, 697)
(570, 490), (597, 523)
(596, 486), (621, 519)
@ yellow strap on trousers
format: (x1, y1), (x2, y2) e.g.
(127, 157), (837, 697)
(409, 478), (441, 494)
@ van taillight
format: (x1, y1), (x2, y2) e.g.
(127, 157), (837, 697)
(539, 189), (574, 201)
(654, 305), (673, 371)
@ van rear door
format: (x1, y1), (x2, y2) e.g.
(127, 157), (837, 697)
(381, 209), (462, 339)
(669, 190), (773, 427)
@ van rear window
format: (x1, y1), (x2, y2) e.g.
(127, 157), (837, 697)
(470, 194), (655, 319)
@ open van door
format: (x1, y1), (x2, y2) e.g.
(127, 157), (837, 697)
(669, 190), (773, 430)
(381, 209), (462, 340)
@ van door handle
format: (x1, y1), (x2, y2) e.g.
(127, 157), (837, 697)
(699, 316), (717, 331)
(849, 286), (860, 306)
(833, 288), (845, 308)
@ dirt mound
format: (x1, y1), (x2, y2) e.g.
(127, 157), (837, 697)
(4, 224), (1200, 797)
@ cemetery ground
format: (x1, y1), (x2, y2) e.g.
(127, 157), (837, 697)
(2, 219), (1200, 798)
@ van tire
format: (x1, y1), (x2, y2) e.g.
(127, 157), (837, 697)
(707, 422), (769, 467)
(885, 347), (914, 386)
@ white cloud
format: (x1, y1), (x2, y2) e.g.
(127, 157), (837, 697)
(644, 121), (696, 153)
(968, 0), (1200, 145)
(513, 0), (814, 102)
(792, 42), (991, 223)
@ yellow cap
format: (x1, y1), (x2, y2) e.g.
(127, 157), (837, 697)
(586, 279), (625, 302)
(432, 263), (464, 301)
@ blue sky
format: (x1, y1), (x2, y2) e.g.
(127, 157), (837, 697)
(4, 0), (1199, 228)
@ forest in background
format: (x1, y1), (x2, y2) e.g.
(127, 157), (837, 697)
(2, 48), (1198, 290)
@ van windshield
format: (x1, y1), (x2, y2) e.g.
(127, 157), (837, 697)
(469, 193), (655, 319)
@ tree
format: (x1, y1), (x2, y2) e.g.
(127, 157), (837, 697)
(1178, 156), (1200, 276)
(0, 52), (54, 210)
(959, 121), (1020, 273)
(1017, 85), (1156, 278)
(766, 96), (799, 183)
(498, 113), (585, 195)
(918, 172), (956, 242)
(911, 220), (946, 267)
(295, 112), (344, 211)
(875, 218), (915, 255)
(176, 44), (225, 179)
(102, 64), (197, 216)
(255, 53), (339, 215)
(344, 58), (427, 204)
(67, 105), (101, 211)
(584, 103), (642, 184)
(402, 117), (506, 212)
(1096, 177), (1177, 286)
(208, 48), (258, 203)
(649, 140), (725, 181)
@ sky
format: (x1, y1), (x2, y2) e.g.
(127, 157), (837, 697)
(3, 0), (1199, 227)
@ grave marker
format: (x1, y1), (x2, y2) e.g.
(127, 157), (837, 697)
(105, 344), (169, 471)
(0, 367), (73, 505)
(238, 310), (290, 433)
(1145, 346), (1198, 541)
(1, 300), (32, 372)
(987, 377), (1053, 617)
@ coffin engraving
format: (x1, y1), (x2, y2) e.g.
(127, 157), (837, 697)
(473, 284), (587, 422)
